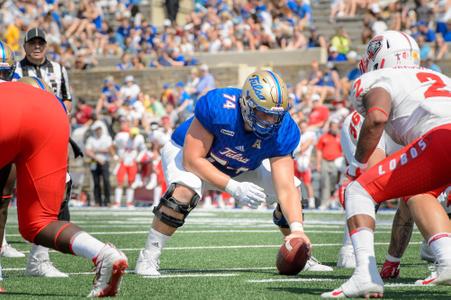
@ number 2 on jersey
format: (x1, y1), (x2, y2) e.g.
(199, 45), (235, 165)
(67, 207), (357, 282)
(416, 72), (451, 99)
(223, 94), (237, 109)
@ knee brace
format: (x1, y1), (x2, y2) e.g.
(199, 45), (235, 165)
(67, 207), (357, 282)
(345, 181), (376, 220)
(273, 204), (289, 228)
(153, 183), (200, 228)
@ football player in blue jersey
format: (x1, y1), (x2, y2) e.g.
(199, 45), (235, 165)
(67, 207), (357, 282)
(135, 70), (332, 275)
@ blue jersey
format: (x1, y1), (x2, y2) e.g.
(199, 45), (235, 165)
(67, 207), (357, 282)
(171, 88), (300, 177)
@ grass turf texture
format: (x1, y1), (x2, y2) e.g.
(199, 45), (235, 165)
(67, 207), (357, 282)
(1, 209), (450, 299)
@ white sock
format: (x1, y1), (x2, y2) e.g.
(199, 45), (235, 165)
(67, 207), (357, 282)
(204, 196), (212, 207)
(71, 232), (105, 260)
(144, 228), (170, 255)
(342, 220), (352, 247)
(308, 197), (315, 207)
(114, 187), (123, 205)
(153, 186), (162, 207)
(30, 244), (50, 260)
(351, 227), (378, 279)
(385, 254), (401, 263)
(428, 233), (451, 264)
(126, 188), (134, 204)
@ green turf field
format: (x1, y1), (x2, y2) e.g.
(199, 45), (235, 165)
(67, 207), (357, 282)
(1, 208), (450, 299)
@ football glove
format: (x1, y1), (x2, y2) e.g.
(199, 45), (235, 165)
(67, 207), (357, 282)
(345, 160), (367, 180)
(225, 179), (266, 209)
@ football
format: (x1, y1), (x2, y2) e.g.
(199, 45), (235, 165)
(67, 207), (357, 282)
(276, 237), (311, 275)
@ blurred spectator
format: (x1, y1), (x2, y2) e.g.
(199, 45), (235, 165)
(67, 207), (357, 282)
(312, 62), (341, 102)
(116, 53), (132, 70)
(417, 35), (432, 61)
(433, 34), (449, 60)
(195, 64), (216, 98)
(174, 81), (194, 122)
(3, 20), (21, 51)
(330, 27), (351, 55)
(96, 76), (121, 116)
(165, 0), (179, 23)
(74, 99), (94, 126)
(316, 119), (342, 210)
(417, 20), (436, 42)
(415, 0), (433, 23)
(340, 51), (361, 97)
(287, 0), (312, 30)
(328, 46), (347, 62)
(307, 27), (327, 49)
(160, 83), (176, 106)
(307, 94), (330, 131)
(120, 75), (141, 104)
(85, 121), (114, 207)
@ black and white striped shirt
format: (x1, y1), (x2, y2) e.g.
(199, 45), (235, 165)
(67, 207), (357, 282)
(15, 58), (72, 101)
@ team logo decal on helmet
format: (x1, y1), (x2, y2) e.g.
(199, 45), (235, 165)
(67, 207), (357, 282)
(366, 35), (383, 61)
(240, 70), (289, 139)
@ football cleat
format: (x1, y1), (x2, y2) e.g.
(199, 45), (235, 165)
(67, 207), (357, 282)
(135, 249), (161, 276)
(321, 273), (384, 298)
(435, 262), (451, 285)
(336, 245), (355, 269)
(26, 253), (68, 278)
(380, 260), (400, 280)
(303, 256), (333, 272)
(420, 240), (435, 263)
(415, 264), (437, 286)
(1, 244), (25, 258)
(88, 244), (128, 298)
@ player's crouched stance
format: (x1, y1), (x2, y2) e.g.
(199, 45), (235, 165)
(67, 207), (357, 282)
(135, 71), (330, 276)
(322, 31), (451, 298)
(0, 81), (127, 297)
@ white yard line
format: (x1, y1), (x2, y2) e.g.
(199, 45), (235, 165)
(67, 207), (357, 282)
(248, 279), (433, 288)
(248, 278), (334, 283)
(7, 241), (422, 254)
(1, 268), (239, 278)
(5, 229), (408, 236)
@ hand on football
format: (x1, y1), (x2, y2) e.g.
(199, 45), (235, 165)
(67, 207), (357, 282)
(285, 231), (311, 249)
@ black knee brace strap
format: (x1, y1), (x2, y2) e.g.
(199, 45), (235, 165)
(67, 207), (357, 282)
(153, 183), (200, 228)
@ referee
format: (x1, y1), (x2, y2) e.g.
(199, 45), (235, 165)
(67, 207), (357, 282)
(15, 28), (72, 278)
(15, 28), (72, 113)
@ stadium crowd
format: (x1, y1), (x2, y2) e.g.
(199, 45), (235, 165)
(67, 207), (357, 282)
(0, 0), (449, 209)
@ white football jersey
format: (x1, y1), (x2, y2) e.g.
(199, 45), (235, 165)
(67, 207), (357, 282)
(294, 130), (316, 171)
(114, 132), (146, 165)
(340, 111), (402, 164)
(350, 67), (451, 146)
